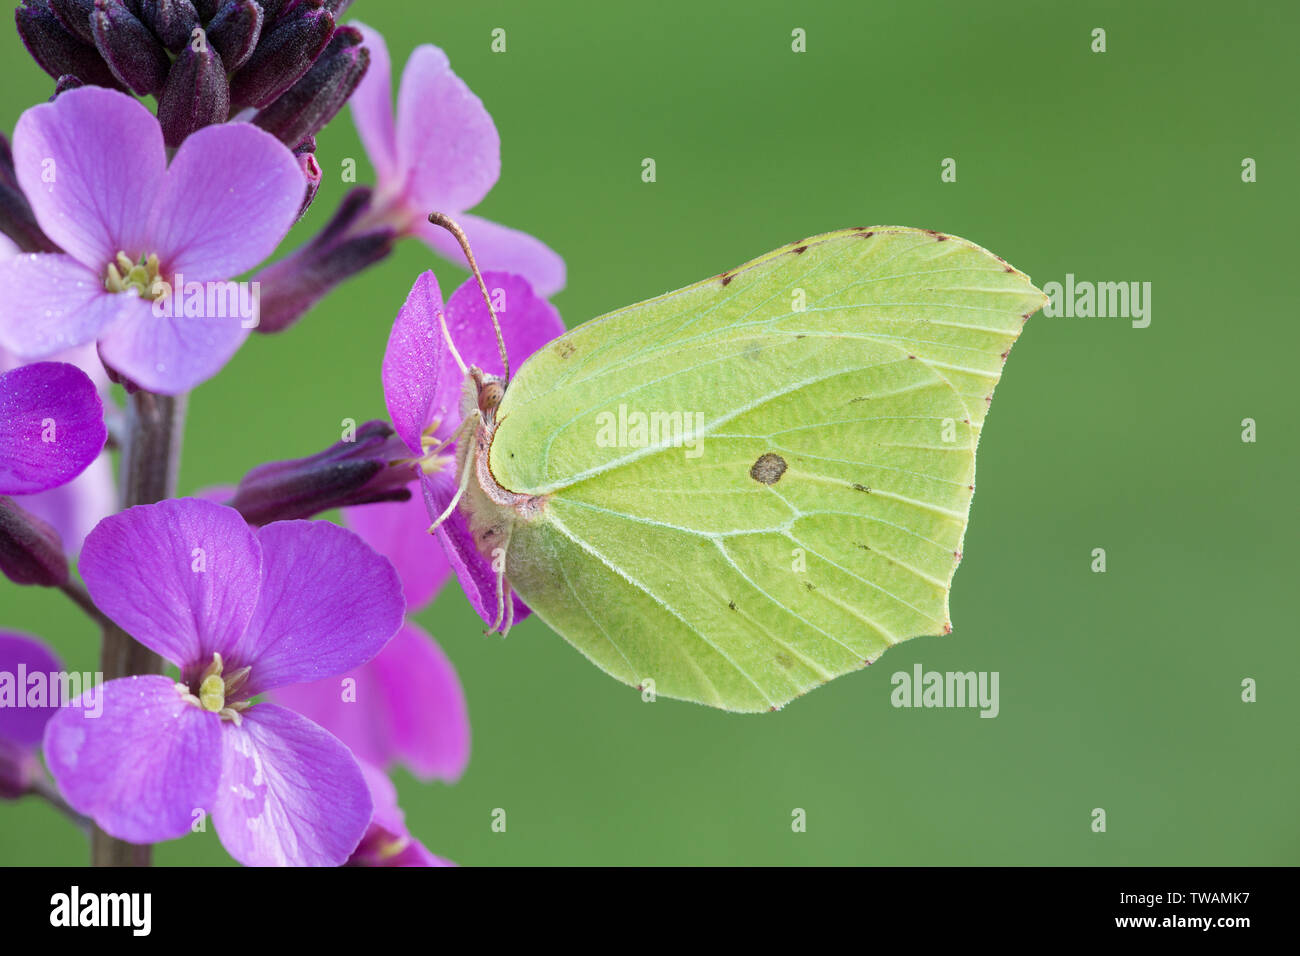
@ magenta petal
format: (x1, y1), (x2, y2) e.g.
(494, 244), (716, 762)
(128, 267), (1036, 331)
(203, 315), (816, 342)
(0, 362), (106, 495)
(432, 270), (566, 432)
(347, 22), (398, 185)
(13, 87), (165, 268)
(232, 520), (404, 694)
(43, 675), (222, 843)
(424, 472), (530, 628)
(97, 293), (249, 394)
(213, 703), (371, 867)
(0, 255), (134, 359)
(0, 631), (62, 748)
(80, 499), (264, 670)
(148, 122), (303, 278)
(350, 762), (453, 866)
(273, 620), (469, 781)
(382, 270), (447, 455)
(342, 494), (449, 611)
(416, 214), (567, 297)
(394, 44), (500, 214)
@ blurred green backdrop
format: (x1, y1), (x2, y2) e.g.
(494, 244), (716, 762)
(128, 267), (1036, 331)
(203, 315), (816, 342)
(2, 0), (1296, 865)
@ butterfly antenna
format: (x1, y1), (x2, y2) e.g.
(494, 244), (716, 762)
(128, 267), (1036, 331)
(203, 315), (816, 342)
(439, 312), (468, 376)
(428, 212), (510, 381)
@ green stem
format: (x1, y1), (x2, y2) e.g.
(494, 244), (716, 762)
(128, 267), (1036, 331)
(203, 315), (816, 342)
(91, 390), (187, 867)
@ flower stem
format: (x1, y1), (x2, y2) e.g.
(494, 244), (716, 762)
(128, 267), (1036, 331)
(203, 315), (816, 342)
(91, 390), (187, 867)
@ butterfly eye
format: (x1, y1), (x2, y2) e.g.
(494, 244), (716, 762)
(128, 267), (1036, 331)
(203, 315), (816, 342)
(478, 380), (505, 417)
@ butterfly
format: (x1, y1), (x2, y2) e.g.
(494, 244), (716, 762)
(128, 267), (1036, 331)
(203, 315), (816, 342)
(431, 217), (1045, 712)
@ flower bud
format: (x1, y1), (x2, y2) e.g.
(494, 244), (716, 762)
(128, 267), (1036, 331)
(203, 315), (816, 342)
(294, 139), (322, 223)
(0, 497), (69, 588)
(252, 25), (368, 148)
(156, 42), (229, 147)
(206, 0), (262, 72)
(16, 0), (126, 90)
(0, 739), (39, 800)
(227, 0), (333, 110)
(138, 0), (199, 53)
(48, 0), (96, 44)
(227, 421), (418, 526)
(90, 0), (170, 96)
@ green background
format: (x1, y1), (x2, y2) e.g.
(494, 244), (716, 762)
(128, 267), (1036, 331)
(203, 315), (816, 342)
(2, 0), (1296, 865)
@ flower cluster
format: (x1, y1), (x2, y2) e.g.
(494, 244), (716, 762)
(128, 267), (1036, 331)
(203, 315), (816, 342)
(0, 6), (568, 866)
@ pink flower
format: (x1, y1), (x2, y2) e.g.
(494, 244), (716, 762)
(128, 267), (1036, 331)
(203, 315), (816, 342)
(0, 86), (303, 393)
(349, 23), (565, 297)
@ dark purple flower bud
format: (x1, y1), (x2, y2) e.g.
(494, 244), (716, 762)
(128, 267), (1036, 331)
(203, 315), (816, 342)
(0, 739), (39, 800)
(321, 0), (351, 15)
(205, 0), (262, 72)
(156, 42), (229, 147)
(192, 0), (218, 18)
(252, 25), (368, 147)
(294, 142), (321, 222)
(52, 73), (85, 96)
(227, 0), (333, 110)
(138, 0), (198, 52)
(254, 187), (397, 333)
(228, 421), (418, 526)
(0, 135), (58, 253)
(256, 0), (285, 22)
(16, 0), (126, 90)
(90, 0), (170, 96)
(48, 0), (96, 43)
(0, 497), (69, 587)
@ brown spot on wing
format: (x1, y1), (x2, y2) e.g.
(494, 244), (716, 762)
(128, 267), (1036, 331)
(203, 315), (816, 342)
(749, 453), (787, 485)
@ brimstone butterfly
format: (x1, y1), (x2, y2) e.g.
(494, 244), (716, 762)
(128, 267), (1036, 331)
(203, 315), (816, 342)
(435, 221), (1046, 712)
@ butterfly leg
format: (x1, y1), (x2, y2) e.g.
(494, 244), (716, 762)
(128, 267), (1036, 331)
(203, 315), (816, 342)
(427, 412), (481, 534)
(490, 521), (516, 635)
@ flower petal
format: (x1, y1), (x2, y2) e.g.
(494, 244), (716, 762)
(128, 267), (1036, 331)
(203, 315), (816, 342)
(273, 620), (469, 781)
(424, 471), (530, 628)
(96, 295), (250, 394)
(394, 44), (499, 213)
(348, 762), (453, 866)
(232, 519), (404, 694)
(0, 362), (105, 495)
(213, 703), (371, 867)
(0, 630), (62, 748)
(415, 213), (567, 297)
(342, 493), (449, 611)
(80, 498), (264, 670)
(382, 270), (446, 455)
(431, 270), (565, 437)
(0, 254), (135, 358)
(148, 122), (303, 279)
(12, 87), (164, 268)
(43, 675), (223, 843)
(347, 22), (398, 186)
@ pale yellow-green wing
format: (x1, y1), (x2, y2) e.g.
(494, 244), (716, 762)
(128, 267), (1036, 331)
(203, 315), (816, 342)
(491, 227), (1045, 711)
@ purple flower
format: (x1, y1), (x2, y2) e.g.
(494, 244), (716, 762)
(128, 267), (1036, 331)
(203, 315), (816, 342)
(346, 762), (453, 867)
(273, 493), (469, 782)
(348, 23), (565, 297)
(0, 86), (303, 393)
(0, 631), (61, 798)
(381, 270), (563, 627)
(0, 360), (105, 495)
(42, 498), (406, 866)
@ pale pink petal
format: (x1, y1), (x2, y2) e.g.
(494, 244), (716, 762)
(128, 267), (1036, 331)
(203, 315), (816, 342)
(347, 21), (399, 186)
(394, 44), (500, 213)
(96, 297), (250, 394)
(0, 254), (135, 359)
(12, 87), (164, 267)
(342, 493), (450, 611)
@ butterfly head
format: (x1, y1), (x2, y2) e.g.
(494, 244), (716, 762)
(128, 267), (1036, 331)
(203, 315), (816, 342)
(462, 366), (507, 427)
